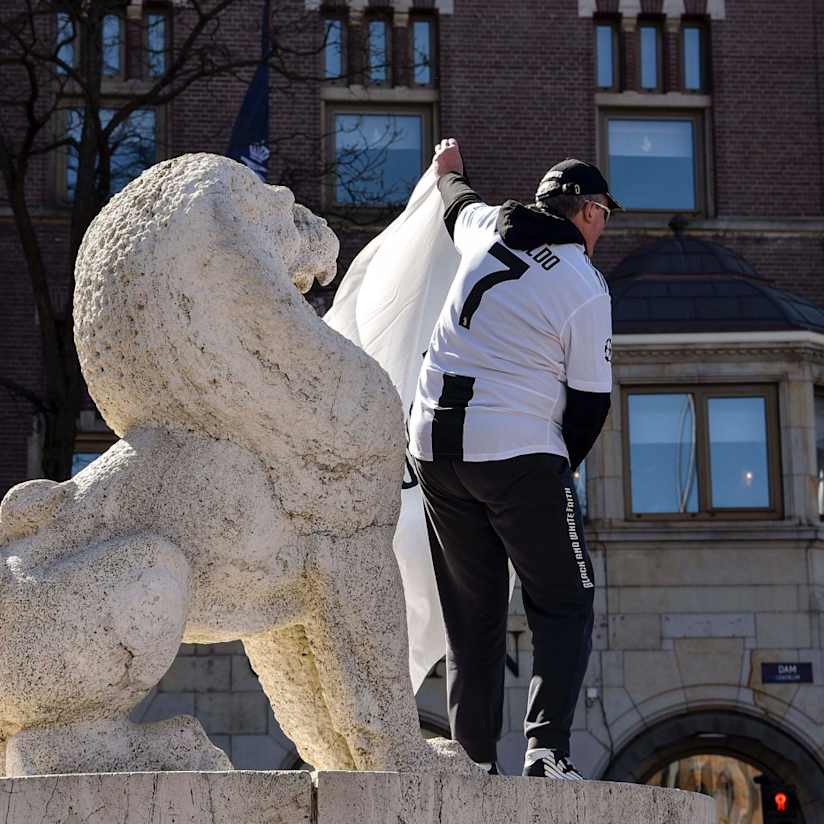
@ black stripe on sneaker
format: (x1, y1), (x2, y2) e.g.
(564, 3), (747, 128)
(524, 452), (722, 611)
(431, 373), (475, 459)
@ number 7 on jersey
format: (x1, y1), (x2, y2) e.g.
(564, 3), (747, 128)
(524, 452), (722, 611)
(459, 242), (530, 329)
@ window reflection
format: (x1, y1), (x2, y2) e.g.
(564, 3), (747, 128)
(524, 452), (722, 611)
(66, 108), (156, 200)
(102, 14), (122, 76)
(412, 20), (432, 85)
(608, 118), (696, 210)
(147, 14), (166, 77)
(324, 19), (344, 79)
(640, 25), (658, 89)
(368, 21), (388, 83)
(56, 12), (75, 73)
(628, 393), (698, 513)
(683, 27), (703, 91)
(334, 113), (422, 205)
(596, 24), (614, 88)
(708, 397), (769, 508)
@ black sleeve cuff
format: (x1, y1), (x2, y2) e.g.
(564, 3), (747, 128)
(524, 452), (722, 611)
(562, 386), (612, 472)
(438, 172), (483, 240)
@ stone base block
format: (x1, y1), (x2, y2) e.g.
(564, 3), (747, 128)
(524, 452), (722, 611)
(0, 770), (714, 824)
(315, 771), (715, 824)
(0, 771), (311, 824)
(5, 716), (232, 776)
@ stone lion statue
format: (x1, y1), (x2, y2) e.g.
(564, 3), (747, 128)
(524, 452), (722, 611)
(0, 154), (475, 778)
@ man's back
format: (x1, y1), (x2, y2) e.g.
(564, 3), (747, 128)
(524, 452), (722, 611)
(408, 197), (612, 463)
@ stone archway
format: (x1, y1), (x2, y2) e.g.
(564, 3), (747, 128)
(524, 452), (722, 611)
(602, 709), (824, 823)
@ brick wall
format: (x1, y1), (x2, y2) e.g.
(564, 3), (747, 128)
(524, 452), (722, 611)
(712, 0), (821, 217)
(440, 0), (595, 206)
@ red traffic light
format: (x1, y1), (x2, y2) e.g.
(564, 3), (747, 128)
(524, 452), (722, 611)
(756, 777), (799, 821)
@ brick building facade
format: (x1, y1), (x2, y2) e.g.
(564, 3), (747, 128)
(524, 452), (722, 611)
(3, 0), (824, 820)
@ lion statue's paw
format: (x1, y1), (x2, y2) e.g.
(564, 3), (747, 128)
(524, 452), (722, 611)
(390, 737), (486, 778)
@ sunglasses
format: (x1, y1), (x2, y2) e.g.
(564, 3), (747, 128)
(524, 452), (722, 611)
(586, 200), (611, 224)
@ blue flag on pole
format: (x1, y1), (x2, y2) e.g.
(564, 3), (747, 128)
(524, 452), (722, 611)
(227, 0), (270, 181)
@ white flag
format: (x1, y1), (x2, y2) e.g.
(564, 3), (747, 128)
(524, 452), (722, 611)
(324, 169), (458, 691)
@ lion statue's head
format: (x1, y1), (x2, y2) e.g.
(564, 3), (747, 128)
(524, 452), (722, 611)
(73, 154), (371, 462)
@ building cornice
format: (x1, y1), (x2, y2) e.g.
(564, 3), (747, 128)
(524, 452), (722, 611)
(585, 523), (823, 545)
(615, 330), (824, 347)
(606, 215), (824, 238)
(321, 85), (439, 103)
(613, 331), (824, 364)
(596, 91), (712, 108)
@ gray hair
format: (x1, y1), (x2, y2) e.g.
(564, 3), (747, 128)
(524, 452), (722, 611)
(536, 193), (605, 220)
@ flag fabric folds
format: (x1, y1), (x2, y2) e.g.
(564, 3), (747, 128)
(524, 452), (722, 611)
(324, 169), (460, 691)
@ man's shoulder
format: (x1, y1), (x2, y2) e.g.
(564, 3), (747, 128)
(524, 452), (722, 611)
(552, 245), (609, 296)
(461, 201), (501, 222)
(454, 202), (501, 242)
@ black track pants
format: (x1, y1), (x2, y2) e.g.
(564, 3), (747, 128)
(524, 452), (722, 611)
(412, 452), (595, 763)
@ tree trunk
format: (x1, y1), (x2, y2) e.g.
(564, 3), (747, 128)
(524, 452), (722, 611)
(41, 396), (79, 481)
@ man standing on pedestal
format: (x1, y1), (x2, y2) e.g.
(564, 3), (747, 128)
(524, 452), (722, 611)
(408, 139), (618, 779)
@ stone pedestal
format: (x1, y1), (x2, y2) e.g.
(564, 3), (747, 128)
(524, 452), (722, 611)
(316, 772), (715, 824)
(0, 770), (714, 824)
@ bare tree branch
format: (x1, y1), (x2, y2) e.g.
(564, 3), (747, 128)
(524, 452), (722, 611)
(0, 377), (49, 415)
(0, 0), (414, 481)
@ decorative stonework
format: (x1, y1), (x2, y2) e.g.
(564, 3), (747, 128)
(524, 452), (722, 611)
(612, 331), (824, 365)
(306, 0), (454, 14)
(579, 0), (726, 19)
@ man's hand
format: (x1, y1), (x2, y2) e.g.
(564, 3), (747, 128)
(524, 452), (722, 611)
(432, 138), (464, 178)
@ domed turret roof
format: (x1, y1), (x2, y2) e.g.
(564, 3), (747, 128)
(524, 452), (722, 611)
(612, 236), (762, 281)
(610, 236), (824, 335)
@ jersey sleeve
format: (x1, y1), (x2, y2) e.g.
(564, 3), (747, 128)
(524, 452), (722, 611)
(452, 201), (501, 256)
(561, 293), (613, 393)
(437, 172), (483, 239)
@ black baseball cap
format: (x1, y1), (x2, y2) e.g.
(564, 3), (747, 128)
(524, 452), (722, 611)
(535, 158), (622, 211)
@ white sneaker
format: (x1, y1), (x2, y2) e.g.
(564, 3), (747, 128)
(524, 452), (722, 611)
(522, 748), (585, 780)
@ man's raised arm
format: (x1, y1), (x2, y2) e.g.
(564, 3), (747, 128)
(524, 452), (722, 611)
(431, 138), (483, 240)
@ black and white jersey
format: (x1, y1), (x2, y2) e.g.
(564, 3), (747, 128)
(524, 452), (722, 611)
(408, 198), (612, 463)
